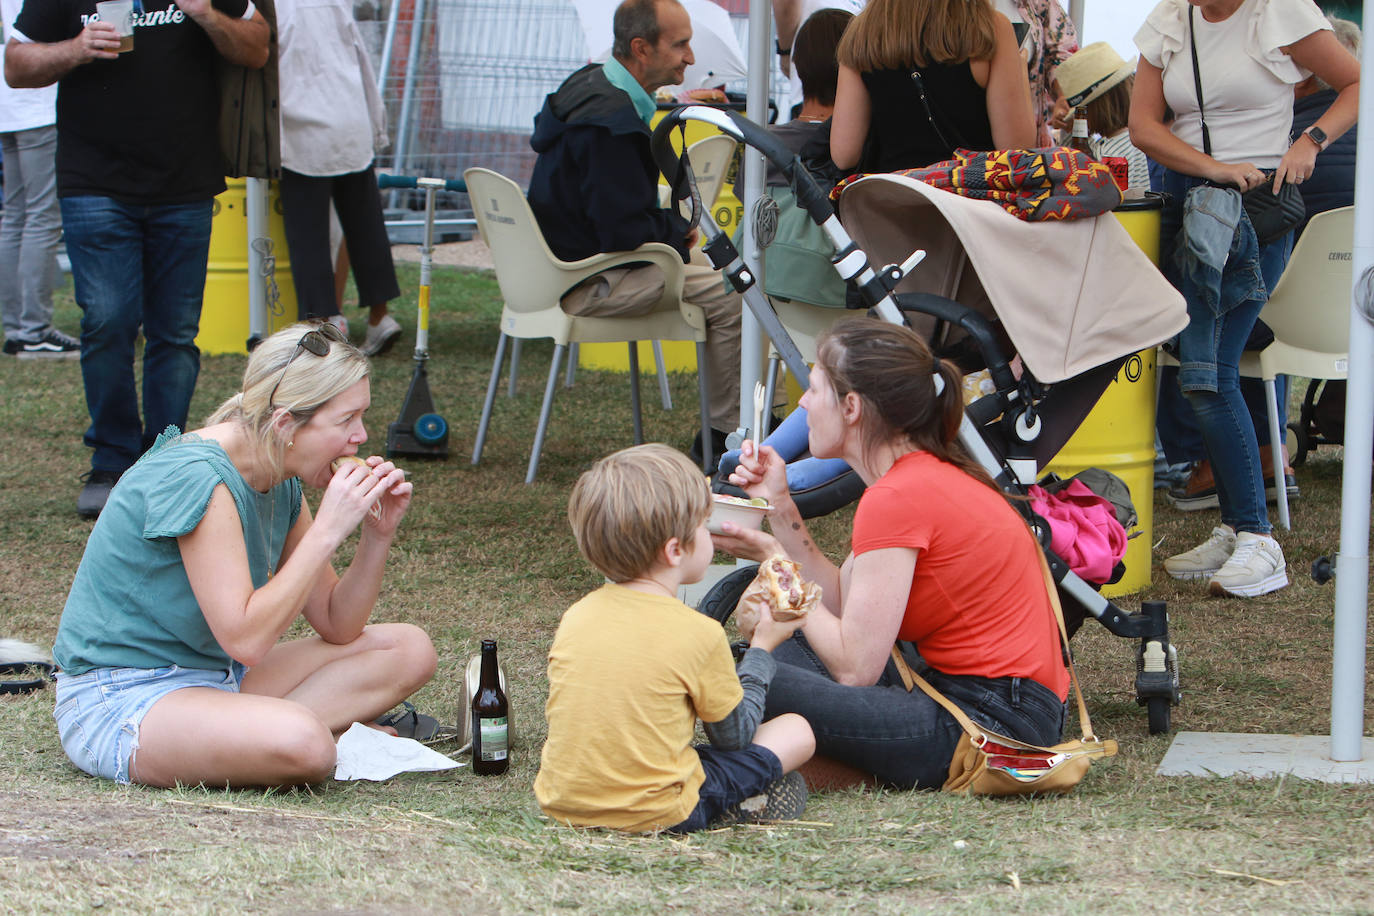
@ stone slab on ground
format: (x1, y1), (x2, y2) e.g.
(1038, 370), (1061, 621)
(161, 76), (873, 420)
(679, 562), (750, 610)
(1157, 731), (1374, 783)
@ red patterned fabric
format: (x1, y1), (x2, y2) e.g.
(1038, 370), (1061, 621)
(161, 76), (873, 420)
(833, 147), (1123, 222)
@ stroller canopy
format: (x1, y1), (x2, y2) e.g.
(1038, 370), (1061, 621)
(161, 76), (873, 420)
(836, 174), (1187, 384)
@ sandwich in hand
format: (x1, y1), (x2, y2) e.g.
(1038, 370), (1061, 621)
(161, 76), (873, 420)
(331, 455), (384, 519)
(734, 555), (821, 639)
(330, 456), (371, 474)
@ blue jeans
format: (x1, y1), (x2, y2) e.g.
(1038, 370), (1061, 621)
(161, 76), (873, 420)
(717, 406), (852, 490)
(1156, 366), (1286, 464)
(1159, 172), (1293, 534)
(61, 196), (213, 473)
(763, 635), (1066, 789)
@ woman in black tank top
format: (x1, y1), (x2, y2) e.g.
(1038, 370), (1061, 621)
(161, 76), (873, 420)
(831, 0), (1037, 173)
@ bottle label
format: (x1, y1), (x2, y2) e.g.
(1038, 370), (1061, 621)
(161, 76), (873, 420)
(476, 716), (508, 761)
(1072, 120), (1088, 139)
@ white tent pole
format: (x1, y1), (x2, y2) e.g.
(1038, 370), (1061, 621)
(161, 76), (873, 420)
(1068, 0), (1085, 33)
(378, 0), (401, 93)
(1329, 0), (1374, 763)
(731, 0), (771, 445)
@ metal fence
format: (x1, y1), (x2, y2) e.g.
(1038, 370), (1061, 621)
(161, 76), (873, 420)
(362, 0), (770, 227)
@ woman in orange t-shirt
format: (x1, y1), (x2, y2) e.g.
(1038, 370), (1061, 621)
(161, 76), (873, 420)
(715, 319), (1067, 788)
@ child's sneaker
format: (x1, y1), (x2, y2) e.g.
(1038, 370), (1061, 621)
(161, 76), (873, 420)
(710, 771), (808, 827)
(1163, 525), (1236, 580)
(1207, 532), (1288, 597)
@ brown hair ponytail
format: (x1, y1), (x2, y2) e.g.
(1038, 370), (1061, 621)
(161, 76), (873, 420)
(815, 319), (1001, 492)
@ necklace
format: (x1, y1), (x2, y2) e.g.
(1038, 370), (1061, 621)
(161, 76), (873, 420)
(260, 487), (278, 578)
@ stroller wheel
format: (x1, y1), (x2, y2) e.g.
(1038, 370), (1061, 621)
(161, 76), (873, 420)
(1288, 421), (1310, 468)
(1146, 696), (1171, 735)
(413, 412), (448, 445)
(697, 564), (759, 625)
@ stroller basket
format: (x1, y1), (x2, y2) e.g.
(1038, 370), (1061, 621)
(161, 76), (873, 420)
(651, 106), (1186, 733)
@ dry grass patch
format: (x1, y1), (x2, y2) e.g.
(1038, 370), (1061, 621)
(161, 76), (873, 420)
(0, 263), (1370, 914)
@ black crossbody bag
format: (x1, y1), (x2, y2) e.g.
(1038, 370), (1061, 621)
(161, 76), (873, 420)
(1188, 6), (1304, 245)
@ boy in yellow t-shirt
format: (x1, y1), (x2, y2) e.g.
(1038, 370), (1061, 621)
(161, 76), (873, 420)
(535, 444), (814, 833)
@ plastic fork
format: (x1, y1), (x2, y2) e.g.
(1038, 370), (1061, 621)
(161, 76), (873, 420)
(752, 381), (766, 446)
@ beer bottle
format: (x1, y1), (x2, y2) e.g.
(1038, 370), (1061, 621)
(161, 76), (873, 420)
(471, 639), (509, 775)
(1068, 105), (1095, 158)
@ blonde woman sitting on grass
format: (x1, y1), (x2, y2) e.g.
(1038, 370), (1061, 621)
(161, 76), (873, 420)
(52, 322), (436, 788)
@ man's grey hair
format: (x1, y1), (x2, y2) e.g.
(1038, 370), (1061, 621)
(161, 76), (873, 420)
(612, 0), (670, 60)
(1316, 16), (1361, 92)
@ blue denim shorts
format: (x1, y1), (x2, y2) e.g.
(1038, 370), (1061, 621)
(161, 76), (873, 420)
(669, 743), (782, 834)
(54, 662), (245, 784)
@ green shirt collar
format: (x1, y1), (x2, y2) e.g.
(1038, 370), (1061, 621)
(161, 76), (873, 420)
(603, 57), (657, 124)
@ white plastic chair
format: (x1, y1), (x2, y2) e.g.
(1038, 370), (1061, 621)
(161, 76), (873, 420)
(564, 134), (738, 405)
(660, 132), (738, 220)
(1258, 206), (1354, 529)
(465, 167), (711, 483)
(762, 297), (847, 417)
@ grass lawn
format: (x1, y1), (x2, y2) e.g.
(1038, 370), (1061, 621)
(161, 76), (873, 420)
(1, 261), (1370, 914)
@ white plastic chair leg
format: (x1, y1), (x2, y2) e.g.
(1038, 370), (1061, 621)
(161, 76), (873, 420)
(507, 339), (522, 398)
(696, 340), (712, 473)
(1264, 377), (1290, 530)
(652, 340), (673, 410)
(628, 342), (644, 443)
(472, 332), (510, 466)
(526, 344), (566, 483)
(565, 343), (578, 388)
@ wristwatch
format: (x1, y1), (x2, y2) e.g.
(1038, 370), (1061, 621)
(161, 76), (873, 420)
(1302, 125), (1329, 152)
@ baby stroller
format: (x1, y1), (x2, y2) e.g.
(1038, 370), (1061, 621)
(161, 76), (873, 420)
(651, 106), (1188, 734)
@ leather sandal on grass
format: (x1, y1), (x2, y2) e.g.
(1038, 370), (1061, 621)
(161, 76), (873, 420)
(374, 701), (445, 743)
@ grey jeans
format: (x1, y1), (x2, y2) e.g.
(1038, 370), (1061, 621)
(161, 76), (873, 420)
(0, 124), (63, 342)
(763, 634), (1067, 789)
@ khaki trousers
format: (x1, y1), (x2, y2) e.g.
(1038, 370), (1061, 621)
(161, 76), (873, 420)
(561, 246), (741, 431)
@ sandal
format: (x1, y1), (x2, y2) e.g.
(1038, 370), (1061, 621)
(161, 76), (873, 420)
(0, 661), (56, 696)
(374, 701), (444, 742)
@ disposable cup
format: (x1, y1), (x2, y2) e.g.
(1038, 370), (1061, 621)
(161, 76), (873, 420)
(95, 0), (135, 53)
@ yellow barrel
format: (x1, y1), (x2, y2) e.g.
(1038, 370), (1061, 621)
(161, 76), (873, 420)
(579, 106), (742, 372)
(198, 178), (298, 355)
(1046, 196), (1164, 596)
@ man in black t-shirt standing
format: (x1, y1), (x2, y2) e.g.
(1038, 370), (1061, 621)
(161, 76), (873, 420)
(4, 0), (268, 517)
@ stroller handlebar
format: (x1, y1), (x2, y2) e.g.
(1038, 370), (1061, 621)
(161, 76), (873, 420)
(650, 106), (835, 226)
(377, 174), (467, 193)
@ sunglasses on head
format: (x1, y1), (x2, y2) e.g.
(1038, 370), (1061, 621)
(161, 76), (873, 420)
(269, 321), (348, 408)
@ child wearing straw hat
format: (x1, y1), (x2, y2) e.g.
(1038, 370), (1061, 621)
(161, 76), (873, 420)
(1057, 42), (1150, 189)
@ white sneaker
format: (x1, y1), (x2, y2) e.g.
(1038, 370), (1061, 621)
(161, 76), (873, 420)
(1163, 525), (1236, 581)
(326, 314), (349, 338)
(1208, 532), (1288, 598)
(359, 313), (403, 357)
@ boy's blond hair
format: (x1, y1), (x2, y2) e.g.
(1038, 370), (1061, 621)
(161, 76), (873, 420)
(568, 443), (711, 583)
